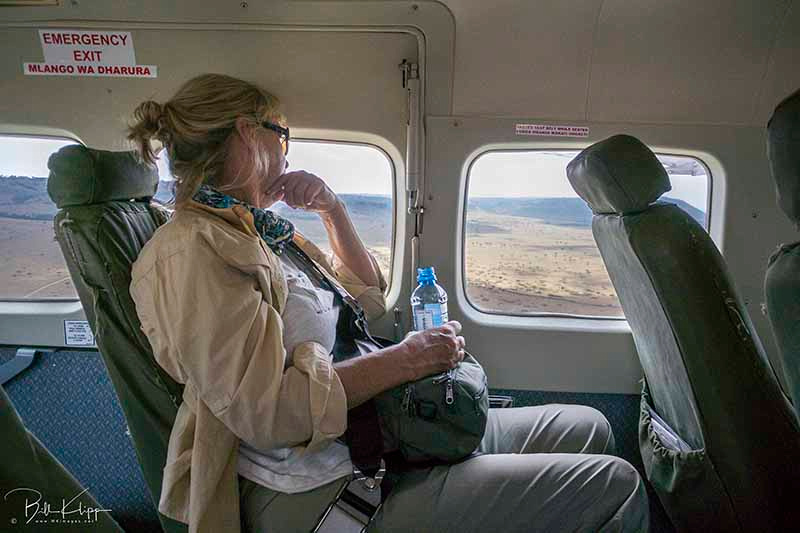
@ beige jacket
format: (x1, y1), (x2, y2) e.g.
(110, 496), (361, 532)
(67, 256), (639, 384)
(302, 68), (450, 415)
(130, 201), (387, 533)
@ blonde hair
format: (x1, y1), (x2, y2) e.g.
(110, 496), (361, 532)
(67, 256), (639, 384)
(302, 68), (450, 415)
(127, 73), (284, 204)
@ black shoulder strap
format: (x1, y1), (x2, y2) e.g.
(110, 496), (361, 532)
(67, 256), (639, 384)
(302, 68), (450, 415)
(286, 242), (391, 494)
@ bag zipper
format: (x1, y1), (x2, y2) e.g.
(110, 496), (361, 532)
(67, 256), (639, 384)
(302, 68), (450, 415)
(432, 369), (455, 405)
(402, 384), (415, 416)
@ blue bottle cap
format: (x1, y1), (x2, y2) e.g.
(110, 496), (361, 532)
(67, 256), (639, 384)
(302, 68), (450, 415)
(417, 266), (437, 283)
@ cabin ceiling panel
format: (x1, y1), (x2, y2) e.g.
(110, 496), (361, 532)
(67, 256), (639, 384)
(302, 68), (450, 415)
(588, 0), (786, 125)
(0, 28), (415, 151)
(753, 1), (800, 125)
(445, 0), (601, 120)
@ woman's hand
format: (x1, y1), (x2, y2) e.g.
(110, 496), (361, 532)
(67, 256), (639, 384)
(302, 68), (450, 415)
(335, 321), (466, 408)
(266, 170), (340, 214)
(399, 321), (466, 381)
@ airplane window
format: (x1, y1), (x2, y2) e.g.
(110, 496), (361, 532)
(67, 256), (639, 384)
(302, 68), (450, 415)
(156, 140), (394, 281)
(464, 150), (710, 318)
(0, 135), (79, 300)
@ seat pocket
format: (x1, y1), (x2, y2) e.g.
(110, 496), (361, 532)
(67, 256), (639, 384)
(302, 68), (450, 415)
(638, 379), (738, 532)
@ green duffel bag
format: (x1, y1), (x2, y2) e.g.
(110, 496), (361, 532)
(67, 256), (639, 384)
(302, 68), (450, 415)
(356, 337), (490, 464)
(376, 352), (489, 463)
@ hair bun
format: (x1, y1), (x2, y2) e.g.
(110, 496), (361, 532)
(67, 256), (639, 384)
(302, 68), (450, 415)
(132, 100), (164, 138)
(128, 100), (166, 164)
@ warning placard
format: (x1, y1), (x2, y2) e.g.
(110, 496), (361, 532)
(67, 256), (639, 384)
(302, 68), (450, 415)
(64, 320), (95, 347)
(24, 29), (157, 78)
(515, 124), (589, 138)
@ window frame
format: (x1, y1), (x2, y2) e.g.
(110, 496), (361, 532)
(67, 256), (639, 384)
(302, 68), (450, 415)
(0, 130), (84, 303)
(461, 147), (713, 321)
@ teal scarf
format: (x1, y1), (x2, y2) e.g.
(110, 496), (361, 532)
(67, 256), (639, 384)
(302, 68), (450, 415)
(193, 184), (295, 255)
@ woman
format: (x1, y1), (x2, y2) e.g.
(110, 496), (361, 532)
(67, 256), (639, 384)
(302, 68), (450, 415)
(128, 73), (649, 532)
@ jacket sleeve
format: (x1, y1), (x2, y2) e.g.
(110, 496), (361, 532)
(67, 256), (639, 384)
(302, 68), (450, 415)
(327, 251), (388, 322)
(133, 239), (348, 454)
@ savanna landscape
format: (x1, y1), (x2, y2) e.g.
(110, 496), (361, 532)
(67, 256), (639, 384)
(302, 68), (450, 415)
(1, 175), (704, 317)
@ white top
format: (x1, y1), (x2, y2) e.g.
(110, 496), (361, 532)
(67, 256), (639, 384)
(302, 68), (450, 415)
(237, 250), (352, 493)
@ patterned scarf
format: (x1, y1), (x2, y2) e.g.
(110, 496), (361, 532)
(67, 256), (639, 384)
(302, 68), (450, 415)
(193, 184), (295, 255)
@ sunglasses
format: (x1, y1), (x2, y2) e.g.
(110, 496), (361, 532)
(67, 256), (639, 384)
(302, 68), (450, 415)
(261, 121), (290, 155)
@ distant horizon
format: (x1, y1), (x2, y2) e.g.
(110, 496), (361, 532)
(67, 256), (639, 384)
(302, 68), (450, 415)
(1, 137), (709, 212)
(0, 174), (707, 210)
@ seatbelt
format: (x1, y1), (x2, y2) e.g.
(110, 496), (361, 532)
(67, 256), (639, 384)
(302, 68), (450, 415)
(286, 243), (391, 529)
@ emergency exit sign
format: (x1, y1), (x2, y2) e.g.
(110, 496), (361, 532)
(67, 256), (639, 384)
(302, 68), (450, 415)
(23, 29), (157, 78)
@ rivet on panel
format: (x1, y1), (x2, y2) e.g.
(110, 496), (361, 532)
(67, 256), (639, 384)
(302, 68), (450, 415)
(240, 1), (248, 8)
(412, 4), (419, 11)
(751, 211), (758, 219)
(453, 120), (461, 127)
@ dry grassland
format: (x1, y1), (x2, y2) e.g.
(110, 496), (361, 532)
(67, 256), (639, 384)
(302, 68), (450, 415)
(0, 217), (76, 298)
(1, 210), (622, 320)
(465, 211), (623, 317)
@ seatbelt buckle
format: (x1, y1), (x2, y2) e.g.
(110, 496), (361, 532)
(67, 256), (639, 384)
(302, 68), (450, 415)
(313, 474), (383, 533)
(352, 459), (386, 491)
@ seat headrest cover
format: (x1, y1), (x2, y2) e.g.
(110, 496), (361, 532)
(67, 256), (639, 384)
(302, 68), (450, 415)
(566, 134), (671, 215)
(767, 88), (800, 225)
(47, 145), (158, 208)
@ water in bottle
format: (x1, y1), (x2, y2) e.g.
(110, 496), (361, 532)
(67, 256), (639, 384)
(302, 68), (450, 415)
(411, 266), (449, 330)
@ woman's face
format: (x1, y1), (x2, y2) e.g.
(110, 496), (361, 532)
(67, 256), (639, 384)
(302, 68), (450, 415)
(225, 116), (288, 207)
(254, 119), (289, 206)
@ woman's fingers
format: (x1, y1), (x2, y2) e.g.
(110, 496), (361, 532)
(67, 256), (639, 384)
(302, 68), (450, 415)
(266, 173), (292, 195)
(304, 182), (325, 206)
(286, 180), (312, 208)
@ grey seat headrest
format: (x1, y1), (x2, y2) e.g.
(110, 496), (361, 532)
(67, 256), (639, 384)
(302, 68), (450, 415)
(767, 88), (800, 225)
(566, 134), (671, 215)
(47, 145), (158, 208)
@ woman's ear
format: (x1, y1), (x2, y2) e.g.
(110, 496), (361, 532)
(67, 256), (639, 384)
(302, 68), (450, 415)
(234, 116), (253, 140)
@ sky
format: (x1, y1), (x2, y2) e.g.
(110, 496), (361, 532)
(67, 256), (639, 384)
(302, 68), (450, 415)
(468, 150), (709, 211)
(1, 136), (708, 212)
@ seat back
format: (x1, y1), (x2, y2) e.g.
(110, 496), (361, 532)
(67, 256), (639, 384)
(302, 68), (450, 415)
(765, 89), (800, 415)
(567, 135), (800, 532)
(48, 145), (187, 533)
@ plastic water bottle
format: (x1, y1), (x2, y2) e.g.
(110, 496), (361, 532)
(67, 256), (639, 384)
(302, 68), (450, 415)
(411, 266), (449, 331)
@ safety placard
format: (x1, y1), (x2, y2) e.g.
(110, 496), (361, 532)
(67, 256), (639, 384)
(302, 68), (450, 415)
(24, 29), (157, 78)
(515, 124), (589, 138)
(64, 320), (95, 346)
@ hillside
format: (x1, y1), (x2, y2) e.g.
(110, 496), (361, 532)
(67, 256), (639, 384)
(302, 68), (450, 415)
(468, 196), (706, 228)
(1, 176), (705, 229)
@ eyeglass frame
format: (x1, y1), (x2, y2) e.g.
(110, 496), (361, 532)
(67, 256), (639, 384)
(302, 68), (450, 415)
(261, 121), (290, 155)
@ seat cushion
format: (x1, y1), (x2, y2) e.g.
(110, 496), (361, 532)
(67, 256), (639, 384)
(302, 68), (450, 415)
(593, 204), (800, 530)
(767, 88), (800, 224)
(53, 201), (187, 533)
(48, 145), (158, 208)
(567, 135), (671, 215)
(766, 242), (800, 406)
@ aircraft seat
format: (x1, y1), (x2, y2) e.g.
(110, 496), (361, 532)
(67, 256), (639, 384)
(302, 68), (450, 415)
(48, 145), (187, 533)
(566, 134), (800, 532)
(765, 89), (800, 416)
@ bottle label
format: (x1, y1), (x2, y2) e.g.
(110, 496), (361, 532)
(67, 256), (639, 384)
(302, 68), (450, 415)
(413, 303), (449, 330)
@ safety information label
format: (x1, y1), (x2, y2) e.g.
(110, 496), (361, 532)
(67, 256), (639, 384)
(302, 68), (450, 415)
(64, 320), (95, 346)
(515, 124), (590, 138)
(24, 29), (157, 78)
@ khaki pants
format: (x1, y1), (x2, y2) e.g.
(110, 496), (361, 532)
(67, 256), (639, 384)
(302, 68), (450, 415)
(239, 405), (650, 532)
